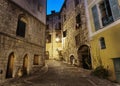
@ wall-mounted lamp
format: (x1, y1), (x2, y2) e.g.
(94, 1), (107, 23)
(56, 37), (60, 42)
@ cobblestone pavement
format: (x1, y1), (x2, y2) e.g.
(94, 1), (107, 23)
(0, 60), (119, 86)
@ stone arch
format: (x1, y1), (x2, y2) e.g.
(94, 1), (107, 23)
(23, 54), (29, 75)
(6, 52), (15, 78)
(18, 14), (28, 23)
(78, 45), (92, 69)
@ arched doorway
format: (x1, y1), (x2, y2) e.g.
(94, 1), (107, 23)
(6, 52), (15, 78)
(70, 55), (75, 65)
(23, 54), (28, 75)
(78, 45), (92, 69)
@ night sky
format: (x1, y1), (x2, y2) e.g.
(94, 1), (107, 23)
(47, 0), (65, 15)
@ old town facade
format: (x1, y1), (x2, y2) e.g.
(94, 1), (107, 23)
(0, 0), (46, 81)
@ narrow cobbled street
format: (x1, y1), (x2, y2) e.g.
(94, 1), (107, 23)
(1, 60), (119, 86)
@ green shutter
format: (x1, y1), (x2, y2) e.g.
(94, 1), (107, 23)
(109, 0), (120, 20)
(92, 5), (100, 31)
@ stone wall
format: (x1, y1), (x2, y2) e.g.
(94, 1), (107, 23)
(61, 0), (90, 66)
(0, 0), (46, 81)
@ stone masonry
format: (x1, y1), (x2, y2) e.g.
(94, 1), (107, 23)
(0, 0), (46, 82)
(60, 0), (90, 68)
(46, 11), (62, 60)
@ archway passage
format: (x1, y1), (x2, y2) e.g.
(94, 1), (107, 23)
(23, 55), (28, 75)
(78, 45), (92, 69)
(6, 52), (15, 78)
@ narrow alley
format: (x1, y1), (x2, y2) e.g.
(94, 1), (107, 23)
(1, 60), (117, 86)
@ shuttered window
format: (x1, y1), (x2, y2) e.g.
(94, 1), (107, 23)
(92, 5), (100, 31)
(16, 19), (26, 37)
(109, 0), (120, 20)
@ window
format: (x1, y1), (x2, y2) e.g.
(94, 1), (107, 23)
(38, 0), (43, 12)
(46, 24), (49, 30)
(74, 0), (79, 7)
(92, 5), (100, 30)
(75, 34), (80, 47)
(92, 0), (120, 30)
(63, 30), (67, 37)
(100, 37), (106, 49)
(76, 13), (81, 28)
(47, 17), (49, 21)
(16, 19), (26, 37)
(59, 23), (61, 30)
(33, 55), (39, 65)
(59, 15), (61, 19)
(46, 34), (51, 43)
(99, 0), (113, 26)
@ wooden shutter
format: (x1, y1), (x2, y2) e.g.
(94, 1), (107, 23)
(109, 0), (120, 20)
(92, 5), (100, 31)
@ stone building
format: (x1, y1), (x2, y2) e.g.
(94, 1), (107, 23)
(86, 0), (120, 82)
(60, 0), (92, 69)
(46, 11), (62, 60)
(0, 0), (46, 81)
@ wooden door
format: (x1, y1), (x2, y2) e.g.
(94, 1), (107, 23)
(23, 55), (28, 75)
(6, 53), (14, 78)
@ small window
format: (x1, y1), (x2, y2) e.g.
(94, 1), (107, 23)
(63, 30), (67, 37)
(75, 34), (80, 47)
(33, 55), (39, 65)
(47, 17), (49, 21)
(16, 19), (26, 37)
(59, 23), (61, 30)
(100, 37), (106, 49)
(46, 34), (51, 43)
(74, 0), (79, 7)
(46, 24), (49, 30)
(59, 15), (61, 19)
(76, 13), (81, 28)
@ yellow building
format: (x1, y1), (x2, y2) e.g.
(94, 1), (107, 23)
(86, 0), (120, 82)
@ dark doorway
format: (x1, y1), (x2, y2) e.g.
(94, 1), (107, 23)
(78, 45), (92, 69)
(70, 55), (75, 65)
(6, 52), (15, 78)
(23, 55), (28, 75)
